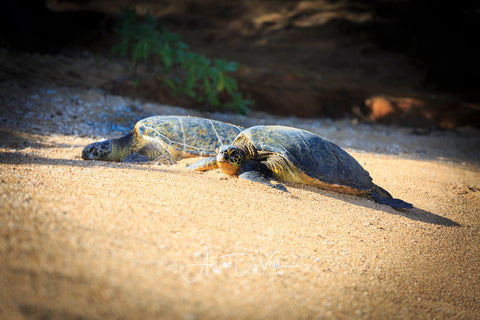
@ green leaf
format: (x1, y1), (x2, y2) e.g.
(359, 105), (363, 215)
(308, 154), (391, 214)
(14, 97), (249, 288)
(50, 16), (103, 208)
(216, 72), (225, 92)
(208, 68), (219, 85)
(132, 43), (141, 61)
(207, 90), (220, 107)
(164, 78), (177, 93)
(160, 47), (173, 72)
(225, 61), (239, 72)
(141, 41), (149, 59)
(186, 71), (197, 90)
(112, 6), (254, 114)
(214, 59), (225, 69)
(203, 76), (212, 92)
(195, 65), (205, 79)
(177, 42), (189, 51)
(223, 76), (238, 94)
(185, 88), (197, 99)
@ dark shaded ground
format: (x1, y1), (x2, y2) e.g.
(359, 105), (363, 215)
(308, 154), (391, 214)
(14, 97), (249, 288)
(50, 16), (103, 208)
(1, 0), (479, 128)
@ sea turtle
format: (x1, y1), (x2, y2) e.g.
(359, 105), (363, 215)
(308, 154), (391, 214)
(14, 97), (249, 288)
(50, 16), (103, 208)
(82, 115), (244, 163)
(188, 125), (413, 210)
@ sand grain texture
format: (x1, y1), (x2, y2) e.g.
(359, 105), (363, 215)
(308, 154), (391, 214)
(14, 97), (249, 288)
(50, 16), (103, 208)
(1, 83), (479, 319)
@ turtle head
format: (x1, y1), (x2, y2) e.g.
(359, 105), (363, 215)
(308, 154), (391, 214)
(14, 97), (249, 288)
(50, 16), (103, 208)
(216, 145), (246, 176)
(82, 133), (135, 162)
(82, 140), (113, 161)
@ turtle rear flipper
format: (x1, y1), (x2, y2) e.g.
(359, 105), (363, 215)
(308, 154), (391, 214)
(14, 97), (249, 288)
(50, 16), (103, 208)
(125, 142), (174, 164)
(370, 185), (413, 210)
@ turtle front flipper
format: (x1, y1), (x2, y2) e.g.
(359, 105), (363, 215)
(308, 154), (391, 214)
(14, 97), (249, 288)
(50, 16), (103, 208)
(188, 157), (218, 171)
(123, 153), (152, 163)
(239, 160), (288, 192)
(135, 141), (178, 164)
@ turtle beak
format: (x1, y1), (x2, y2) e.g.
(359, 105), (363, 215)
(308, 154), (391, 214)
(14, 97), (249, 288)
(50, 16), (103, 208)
(82, 145), (94, 160)
(82, 140), (112, 160)
(216, 152), (226, 163)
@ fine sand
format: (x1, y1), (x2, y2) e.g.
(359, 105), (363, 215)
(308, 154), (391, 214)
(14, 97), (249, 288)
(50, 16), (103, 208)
(1, 82), (479, 319)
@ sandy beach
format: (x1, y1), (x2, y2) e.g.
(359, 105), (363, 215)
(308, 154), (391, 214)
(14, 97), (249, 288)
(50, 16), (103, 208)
(1, 82), (479, 319)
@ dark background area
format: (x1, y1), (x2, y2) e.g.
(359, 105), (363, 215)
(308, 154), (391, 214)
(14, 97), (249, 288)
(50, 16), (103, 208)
(1, 0), (479, 128)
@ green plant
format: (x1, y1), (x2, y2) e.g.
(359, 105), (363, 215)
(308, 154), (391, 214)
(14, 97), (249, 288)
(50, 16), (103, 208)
(112, 6), (252, 114)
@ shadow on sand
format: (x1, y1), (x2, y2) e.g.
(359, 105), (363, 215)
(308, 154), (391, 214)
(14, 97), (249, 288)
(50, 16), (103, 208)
(1, 151), (460, 227)
(284, 182), (460, 227)
(0, 152), (171, 174)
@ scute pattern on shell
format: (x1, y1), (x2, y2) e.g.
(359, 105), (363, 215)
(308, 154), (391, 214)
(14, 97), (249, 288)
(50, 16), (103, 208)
(136, 116), (244, 157)
(237, 125), (374, 191)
